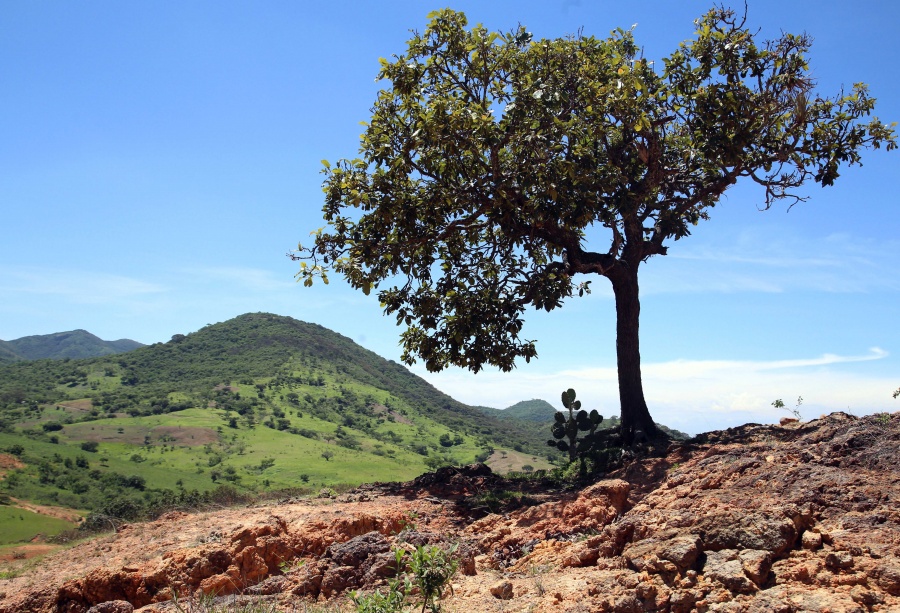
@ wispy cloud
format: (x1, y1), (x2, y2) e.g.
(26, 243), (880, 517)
(640, 230), (900, 295)
(0, 266), (167, 304)
(413, 347), (895, 435)
(183, 266), (296, 292)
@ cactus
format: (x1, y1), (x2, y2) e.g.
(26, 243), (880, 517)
(547, 388), (605, 473)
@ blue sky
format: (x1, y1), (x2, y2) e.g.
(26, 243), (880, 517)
(1, 1), (897, 433)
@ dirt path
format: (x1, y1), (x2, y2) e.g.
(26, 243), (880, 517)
(8, 498), (83, 524)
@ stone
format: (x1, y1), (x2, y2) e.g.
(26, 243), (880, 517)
(702, 549), (757, 594)
(874, 559), (900, 595)
(320, 565), (359, 598)
(825, 551), (854, 571)
(801, 531), (823, 550)
(622, 534), (700, 575)
(490, 580), (513, 600)
(695, 512), (797, 557)
(327, 532), (390, 567)
(86, 602), (134, 613)
(739, 549), (772, 587)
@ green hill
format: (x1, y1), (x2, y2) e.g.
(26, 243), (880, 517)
(0, 329), (144, 362)
(503, 399), (558, 422)
(0, 313), (558, 533)
(479, 397), (689, 441)
(0, 340), (20, 364)
(475, 399), (557, 422)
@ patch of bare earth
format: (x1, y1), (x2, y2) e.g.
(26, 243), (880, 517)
(2, 411), (899, 613)
(370, 403), (412, 425)
(58, 399), (94, 411)
(8, 498), (83, 523)
(0, 544), (60, 564)
(0, 454), (24, 480)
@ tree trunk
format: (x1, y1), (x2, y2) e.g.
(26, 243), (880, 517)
(609, 265), (659, 444)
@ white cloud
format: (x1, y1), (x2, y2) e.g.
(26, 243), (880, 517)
(413, 347), (896, 435)
(0, 266), (167, 304)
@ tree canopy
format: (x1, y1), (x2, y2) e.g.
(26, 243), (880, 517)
(294, 7), (895, 441)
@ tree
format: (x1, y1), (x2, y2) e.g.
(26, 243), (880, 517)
(294, 8), (895, 443)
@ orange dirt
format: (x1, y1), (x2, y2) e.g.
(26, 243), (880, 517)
(0, 544), (60, 564)
(0, 454), (24, 480)
(8, 498), (83, 524)
(1, 412), (899, 613)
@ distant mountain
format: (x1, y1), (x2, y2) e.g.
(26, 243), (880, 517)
(0, 330), (144, 362)
(0, 340), (21, 364)
(476, 399), (558, 422)
(503, 399), (558, 422)
(479, 397), (690, 440)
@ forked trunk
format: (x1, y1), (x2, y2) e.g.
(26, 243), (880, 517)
(610, 265), (659, 444)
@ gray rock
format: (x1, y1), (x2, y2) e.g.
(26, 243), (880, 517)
(87, 601), (134, 613)
(702, 549), (756, 594)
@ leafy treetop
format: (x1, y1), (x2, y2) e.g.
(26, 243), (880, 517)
(294, 7), (895, 439)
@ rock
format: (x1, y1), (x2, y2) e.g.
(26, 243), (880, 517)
(874, 558), (900, 595)
(320, 565), (359, 598)
(738, 549), (772, 587)
(702, 549), (757, 594)
(622, 533), (700, 575)
(86, 602), (133, 613)
(801, 531), (823, 550)
(327, 532), (390, 567)
(245, 575), (291, 595)
(826, 551), (855, 571)
(489, 580), (513, 600)
(4, 411), (900, 613)
(850, 585), (882, 607)
(695, 511), (797, 557)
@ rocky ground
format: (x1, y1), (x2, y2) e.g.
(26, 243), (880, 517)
(1, 411), (899, 613)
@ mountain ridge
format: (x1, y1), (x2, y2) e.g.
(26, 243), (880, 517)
(0, 329), (144, 363)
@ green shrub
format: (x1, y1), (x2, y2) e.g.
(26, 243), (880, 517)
(351, 544), (458, 613)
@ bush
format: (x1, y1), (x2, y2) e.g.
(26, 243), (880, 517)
(352, 544), (458, 613)
(80, 441), (99, 453)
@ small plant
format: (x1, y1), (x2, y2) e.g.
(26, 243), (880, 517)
(352, 575), (407, 613)
(351, 544), (458, 613)
(398, 510), (418, 533)
(279, 557), (305, 574)
(408, 543), (458, 612)
(528, 563), (551, 597)
(772, 396), (803, 420)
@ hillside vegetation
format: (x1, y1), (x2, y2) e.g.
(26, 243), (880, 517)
(0, 313), (560, 537)
(0, 330), (143, 363)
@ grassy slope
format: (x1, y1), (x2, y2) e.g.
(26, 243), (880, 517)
(0, 506), (75, 545)
(0, 313), (562, 544)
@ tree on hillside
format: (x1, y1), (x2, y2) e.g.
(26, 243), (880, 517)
(293, 7), (895, 443)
